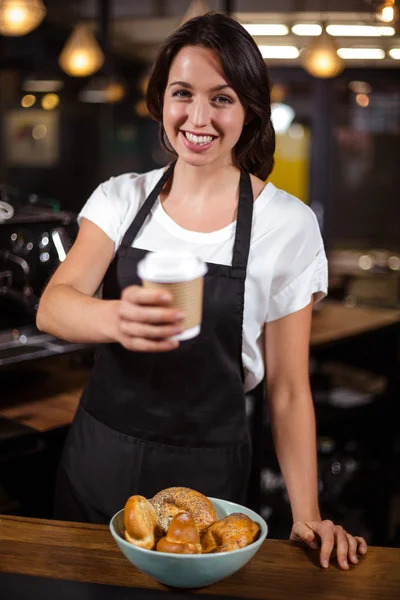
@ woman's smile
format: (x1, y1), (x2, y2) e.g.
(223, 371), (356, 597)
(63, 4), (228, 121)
(180, 130), (218, 153)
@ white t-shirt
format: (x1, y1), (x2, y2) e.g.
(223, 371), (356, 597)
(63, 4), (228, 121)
(78, 167), (328, 392)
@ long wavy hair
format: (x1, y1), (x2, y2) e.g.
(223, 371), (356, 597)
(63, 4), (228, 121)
(146, 12), (276, 180)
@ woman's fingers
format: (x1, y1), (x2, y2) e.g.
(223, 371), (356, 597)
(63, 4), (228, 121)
(318, 521), (335, 568)
(120, 320), (183, 340)
(117, 285), (185, 352)
(121, 285), (172, 306)
(355, 536), (368, 555)
(291, 521), (368, 570)
(121, 335), (179, 353)
(346, 533), (359, 565)
(290, 521), (318, 550)
(335, 527), (350, 570)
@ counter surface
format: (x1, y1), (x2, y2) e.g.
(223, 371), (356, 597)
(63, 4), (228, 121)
(1, 515), (399, 600)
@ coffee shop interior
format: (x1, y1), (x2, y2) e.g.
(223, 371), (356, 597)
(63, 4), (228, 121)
(0, 0), (399, 550)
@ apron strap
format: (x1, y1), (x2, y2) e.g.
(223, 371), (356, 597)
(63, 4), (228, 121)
(120, 162), (176, 258)
(230, 170), (254, 278)
(120, 162), (254, 279)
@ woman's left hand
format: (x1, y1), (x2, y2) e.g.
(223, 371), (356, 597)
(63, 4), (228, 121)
(290, 520), (367, 570)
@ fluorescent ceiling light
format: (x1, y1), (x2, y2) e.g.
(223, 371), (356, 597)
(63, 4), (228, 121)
(292, 24), (322, 36)
(326, 25), (395, 37)
(389, 48), (400, 59)
(243, 24), (289, 36)
(337, 48), (385, 59)
(22, 79), (64, 93)
(258, 46), (299, 59)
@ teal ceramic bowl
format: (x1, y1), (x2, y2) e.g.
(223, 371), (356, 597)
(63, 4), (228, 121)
(109, 497), (268, 589)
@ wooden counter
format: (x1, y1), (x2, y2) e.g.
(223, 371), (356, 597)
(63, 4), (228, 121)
(0, 514), (399, 600)
(311, 301), (400, 347)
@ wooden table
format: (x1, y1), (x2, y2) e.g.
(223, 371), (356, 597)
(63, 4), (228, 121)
(0, 515), (399, 600)
(311, 301), (400, 347)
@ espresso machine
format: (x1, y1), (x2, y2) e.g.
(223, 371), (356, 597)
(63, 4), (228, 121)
(0, 185), (90, 366)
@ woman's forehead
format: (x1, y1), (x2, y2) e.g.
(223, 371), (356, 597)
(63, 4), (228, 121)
(168, 46), (228, 85)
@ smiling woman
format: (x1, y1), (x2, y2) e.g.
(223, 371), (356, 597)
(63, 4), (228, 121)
(36, 11), (367, 573)
(146, 13), (275, 179)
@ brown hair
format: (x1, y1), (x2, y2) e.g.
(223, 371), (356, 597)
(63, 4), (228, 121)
(146, 12), (276, 180)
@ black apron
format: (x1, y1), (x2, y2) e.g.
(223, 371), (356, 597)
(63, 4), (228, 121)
(54, 163), (256, 524)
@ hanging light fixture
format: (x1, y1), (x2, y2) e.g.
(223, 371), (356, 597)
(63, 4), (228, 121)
(302, 25), (345, 78)
(59, 23), (105, 78)
(0, 0), (46, 36)
(180, 0), (210, 26)
(376, 0), (398, 23)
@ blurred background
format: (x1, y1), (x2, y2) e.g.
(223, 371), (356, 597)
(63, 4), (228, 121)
(0, 0), (399, 548)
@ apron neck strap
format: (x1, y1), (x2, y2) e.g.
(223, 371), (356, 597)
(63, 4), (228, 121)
(230, 169), (254, 277)
(120, 162), (254, 277)
(120, 162), (176, 256)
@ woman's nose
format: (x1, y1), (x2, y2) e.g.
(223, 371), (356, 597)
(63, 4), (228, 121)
(189, 97), (211, 128)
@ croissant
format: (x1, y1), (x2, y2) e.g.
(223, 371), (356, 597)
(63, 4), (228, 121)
(124, 495), (162, 550)
(201, 513), (260, 553)
(150, 487), (217, 534)
(156, 511), (202, 554)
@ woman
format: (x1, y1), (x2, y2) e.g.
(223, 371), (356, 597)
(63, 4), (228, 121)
(37, 13), (367, 569)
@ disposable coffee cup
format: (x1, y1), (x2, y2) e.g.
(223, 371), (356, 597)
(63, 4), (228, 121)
(137, 251), (208, 341)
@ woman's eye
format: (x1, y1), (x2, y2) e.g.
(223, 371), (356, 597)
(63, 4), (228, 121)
(214, 96), (233, 104)
(172, 90), (191, 98)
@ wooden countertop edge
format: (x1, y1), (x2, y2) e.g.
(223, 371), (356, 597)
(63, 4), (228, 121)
(1, 513), (400, 600)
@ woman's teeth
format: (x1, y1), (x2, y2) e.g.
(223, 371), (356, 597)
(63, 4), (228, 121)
(184, 131), (214, 145)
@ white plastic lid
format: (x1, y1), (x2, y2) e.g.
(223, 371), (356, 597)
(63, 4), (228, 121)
(137, 251), (207, 283)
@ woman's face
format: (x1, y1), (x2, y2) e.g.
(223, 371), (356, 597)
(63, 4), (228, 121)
(163, 45), (246, 168)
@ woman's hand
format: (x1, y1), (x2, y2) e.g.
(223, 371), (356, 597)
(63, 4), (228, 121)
(115, 285), (184, 352)
(290, 520), (367, 570)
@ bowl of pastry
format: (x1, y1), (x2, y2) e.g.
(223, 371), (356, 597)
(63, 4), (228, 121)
(109, 487), (268, 588)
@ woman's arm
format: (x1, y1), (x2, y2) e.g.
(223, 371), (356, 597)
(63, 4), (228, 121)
(264, 301), (367, 569)
(37, 218), (182, 350)
(264, 301), (320, 523)
(37, 218), (119, 343)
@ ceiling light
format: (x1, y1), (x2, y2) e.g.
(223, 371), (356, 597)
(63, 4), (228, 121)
(22, 78), (64, 93)
(356, 93), (370, 107)
(292, 24), (322, 36)
(59, 24), (104, 77)
(389, 48), (400, 58)
(326, 25), (395, 37)
(376, 1), (398, 24)
(337, 48), (385, 59)
(349, 81), (372, 94)
(243, 24), (289, 36)
(0, 0), (46, 36)
(258, 46), (299, 59)
(302, 29), (345, 78)
(21, 94), (36, 108)
(41, 93), (60, 111)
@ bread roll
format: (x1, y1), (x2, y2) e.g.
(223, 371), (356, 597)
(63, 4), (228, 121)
(156, 511), (202, 554)
(124, 495), (162, 550)
(201, 513), (260, 553)
(150, 487), (217, 534)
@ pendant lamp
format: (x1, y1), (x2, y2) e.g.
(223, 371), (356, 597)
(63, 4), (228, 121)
(0, 0), (46, 36)
(376, 0), (398, 23)
(302, 26), (345, 79)
(59, 23), (104, 78)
